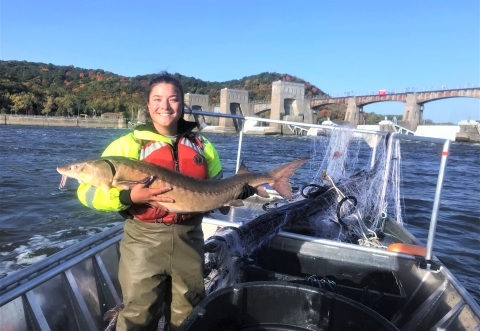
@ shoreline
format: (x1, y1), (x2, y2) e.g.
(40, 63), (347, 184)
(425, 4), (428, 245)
(2, 115), (479, 142)
(1, 114), (128, 129)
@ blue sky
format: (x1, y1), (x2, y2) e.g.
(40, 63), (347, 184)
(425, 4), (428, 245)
(1, 0), (479, 123)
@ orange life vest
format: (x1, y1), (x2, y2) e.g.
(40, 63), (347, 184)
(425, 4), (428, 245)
(128, 133), (208, 223)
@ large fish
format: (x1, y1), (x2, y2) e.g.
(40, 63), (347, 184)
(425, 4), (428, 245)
(57, 156), (309, 213)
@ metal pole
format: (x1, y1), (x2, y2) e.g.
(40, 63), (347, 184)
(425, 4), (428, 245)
(370, 143), (377, 168)
(425, 139), (450, 261)
(236, 119), (244, 173)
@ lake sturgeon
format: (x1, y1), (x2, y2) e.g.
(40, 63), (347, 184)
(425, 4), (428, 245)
(57, 156), (310, 213)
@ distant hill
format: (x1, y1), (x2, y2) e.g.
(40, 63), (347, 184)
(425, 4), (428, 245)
(0, 60), (328, 117)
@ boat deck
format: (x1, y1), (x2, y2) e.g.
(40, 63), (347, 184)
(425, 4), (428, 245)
(1, 194), (479, 330)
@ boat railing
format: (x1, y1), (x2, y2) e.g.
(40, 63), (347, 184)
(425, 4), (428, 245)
(285, 124), (310, 135)
(185, 109), (450, 268)
(0, 224), (124, 306)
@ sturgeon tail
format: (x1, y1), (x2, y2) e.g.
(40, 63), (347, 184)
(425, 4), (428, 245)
(268, 158), (310, 199)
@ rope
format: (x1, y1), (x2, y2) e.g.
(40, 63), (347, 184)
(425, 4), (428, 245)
(357, 229), (387, 249)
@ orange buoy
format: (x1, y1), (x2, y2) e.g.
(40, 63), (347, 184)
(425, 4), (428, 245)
(387, 243), (426, 257)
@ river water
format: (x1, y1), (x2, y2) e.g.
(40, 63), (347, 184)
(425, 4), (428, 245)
(0, 125), (479, 305)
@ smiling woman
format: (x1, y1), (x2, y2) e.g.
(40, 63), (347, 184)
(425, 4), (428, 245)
(146, 74), (185, 136)
(72, 72), (257, 331)
(74, 73), (223, 331)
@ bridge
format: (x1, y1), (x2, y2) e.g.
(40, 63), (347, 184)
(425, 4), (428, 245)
(310, 88), (480, 131)
(183, 84), (479, 134)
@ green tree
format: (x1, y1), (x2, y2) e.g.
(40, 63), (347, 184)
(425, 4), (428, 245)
(55, 94), (76, 116)
(365, 112), (384, 124)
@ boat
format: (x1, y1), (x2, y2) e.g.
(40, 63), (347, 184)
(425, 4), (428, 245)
(1, 111), (479, 331)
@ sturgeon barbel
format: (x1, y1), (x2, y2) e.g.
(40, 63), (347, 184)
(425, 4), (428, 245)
(57, 156), (309, 213)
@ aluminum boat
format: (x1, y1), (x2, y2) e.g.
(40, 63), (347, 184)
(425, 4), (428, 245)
(1, 112), (479, 331)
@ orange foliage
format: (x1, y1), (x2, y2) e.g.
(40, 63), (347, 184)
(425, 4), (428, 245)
(97, 74), (103, 81)
(79, 72), (85, 78)
(320, 109), (332, 117)
(65, 81), (71, 86)
(284, 75), (291, 81)
(120, 76), (125, 82)
(65, 71), (71, 76)
(88, 71), (94, 77)
(41, 67), (49, 72)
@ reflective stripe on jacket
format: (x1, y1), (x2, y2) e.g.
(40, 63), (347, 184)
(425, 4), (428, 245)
(77, 125), (223, 212)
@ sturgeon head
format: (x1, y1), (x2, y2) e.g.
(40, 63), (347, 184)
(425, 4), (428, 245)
(57, 158), (116, 191)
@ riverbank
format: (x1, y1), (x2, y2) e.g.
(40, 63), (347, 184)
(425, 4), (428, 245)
(0, 114), (128, 129)
(3, 114), (480, 142)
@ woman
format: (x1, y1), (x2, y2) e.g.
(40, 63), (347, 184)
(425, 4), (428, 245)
(78, 73), (253, 330)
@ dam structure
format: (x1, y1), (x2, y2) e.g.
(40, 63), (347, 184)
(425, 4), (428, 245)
(184, 80), (315, 135)
(3, 84), (479, 140)
(185, 85), (479, 140)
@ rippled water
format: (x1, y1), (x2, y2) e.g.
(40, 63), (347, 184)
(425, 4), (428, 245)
(0, 125), (478, 304)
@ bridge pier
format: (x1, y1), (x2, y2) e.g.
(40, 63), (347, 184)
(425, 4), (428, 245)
(270, 81), (310, 134)
(344, 97), (362, 126)
(399, 93), (423, 132)
(219, 89), (249, 132)
(184, 93), (214, 125)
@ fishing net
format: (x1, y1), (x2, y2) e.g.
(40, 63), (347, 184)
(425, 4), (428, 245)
(204, 126), (404, 294)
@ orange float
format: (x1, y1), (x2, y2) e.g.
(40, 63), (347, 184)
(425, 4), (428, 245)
(387, 243), (426, 257)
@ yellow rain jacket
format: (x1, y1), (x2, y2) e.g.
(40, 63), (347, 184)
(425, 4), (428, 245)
(77, 121), (223, 212)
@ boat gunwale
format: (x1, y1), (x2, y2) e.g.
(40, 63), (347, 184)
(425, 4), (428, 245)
(0, 223), (124, 305)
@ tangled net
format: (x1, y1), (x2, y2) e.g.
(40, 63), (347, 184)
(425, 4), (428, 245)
(204, 126), (403, 294)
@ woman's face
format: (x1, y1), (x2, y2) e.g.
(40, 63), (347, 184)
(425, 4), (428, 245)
(147, 83), (183, 134)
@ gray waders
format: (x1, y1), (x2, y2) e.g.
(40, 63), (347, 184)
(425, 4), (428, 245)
(116, 216), (205, 331)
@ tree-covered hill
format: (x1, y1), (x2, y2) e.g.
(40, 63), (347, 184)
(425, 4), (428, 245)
(0, 60), (328, 117)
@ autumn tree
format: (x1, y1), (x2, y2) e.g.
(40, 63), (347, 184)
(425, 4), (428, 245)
(9, 92), (37, 114)
(1, 60), (328, 116)
(42, 95), (55, 116)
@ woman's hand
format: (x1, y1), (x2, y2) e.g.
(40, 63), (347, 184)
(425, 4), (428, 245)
(237, 184), (257, 200)
(130, 181), (174, 207)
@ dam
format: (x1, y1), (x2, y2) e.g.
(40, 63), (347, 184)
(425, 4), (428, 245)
(2, 82), (479, 142)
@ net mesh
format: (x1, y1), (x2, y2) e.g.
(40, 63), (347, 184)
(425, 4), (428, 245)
(204, 127), (404, 294)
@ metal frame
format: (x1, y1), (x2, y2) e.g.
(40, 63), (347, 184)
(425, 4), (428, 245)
(186, 109), (450, 263)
